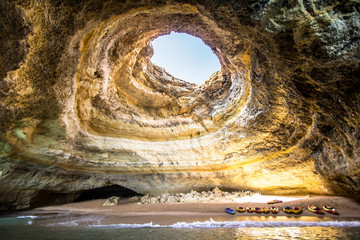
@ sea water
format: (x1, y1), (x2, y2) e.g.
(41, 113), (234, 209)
(1, 214), (360, 240)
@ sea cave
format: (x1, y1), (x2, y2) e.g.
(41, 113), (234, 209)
(0, 0), (359, 211)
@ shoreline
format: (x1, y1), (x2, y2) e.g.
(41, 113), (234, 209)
(18, 195), (360, 226)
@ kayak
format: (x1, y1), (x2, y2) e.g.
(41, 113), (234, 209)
(323, 205), (337, 214)
(308, 205), (322, 214)
(293, 206), (302, 214)
(283, 206), (292, 214)
(246, 207), (254, 213)
(270, 206), (279, 214)
(255, 207), (262, 214)
(267, 200), (283, 204)
(225, 208), (235, 215)
(237, 207), (245, 213)
(262, 207), (270, 213)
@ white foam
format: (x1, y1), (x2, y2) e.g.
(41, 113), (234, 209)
(89, 218), (360, 228)
(44, 216), (104, 227)
(91, 222), (163, 228)
(45, 220), (81, 227)
(16, 215), (38, 219)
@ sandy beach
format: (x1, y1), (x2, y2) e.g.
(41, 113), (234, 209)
(25, 195), (360, 226)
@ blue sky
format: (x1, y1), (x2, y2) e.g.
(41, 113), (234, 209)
(151, 32), (221, 85)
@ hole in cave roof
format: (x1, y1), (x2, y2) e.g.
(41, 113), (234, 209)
(150, 31), (221, 85)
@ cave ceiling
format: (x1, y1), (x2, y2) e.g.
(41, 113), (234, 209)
(0, 0), (359, 210)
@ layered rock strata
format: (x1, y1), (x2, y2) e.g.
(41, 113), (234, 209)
(0, 0), (359, 210)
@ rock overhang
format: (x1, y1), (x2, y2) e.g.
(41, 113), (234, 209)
(0, 0), (359, 210)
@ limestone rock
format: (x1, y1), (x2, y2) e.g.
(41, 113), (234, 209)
(103, 196), (119, 207)
(137, 188), (257, 204)
(128, 196), (140, 203)
(0, 0), (359, 210)
(140, 195), (149, 204)
(150, 197), (159, 204)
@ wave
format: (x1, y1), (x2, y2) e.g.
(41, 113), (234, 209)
(43, 216), (105, 227)
(16, 216), (38, 219)
(89, 219), (360, 228)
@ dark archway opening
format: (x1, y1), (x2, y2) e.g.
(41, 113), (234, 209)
(74, 185), (142, 202)
(29, 190), (79, 209)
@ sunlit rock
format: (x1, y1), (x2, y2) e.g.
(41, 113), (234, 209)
(103, 196), (119, 207)
(133, 188), (257, 204)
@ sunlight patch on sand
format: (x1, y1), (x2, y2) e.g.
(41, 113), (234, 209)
(235, 194), (303, 203)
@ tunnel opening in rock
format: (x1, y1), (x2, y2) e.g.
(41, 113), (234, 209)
(74, 185), (142, 202)
(150, 31), (221, 85)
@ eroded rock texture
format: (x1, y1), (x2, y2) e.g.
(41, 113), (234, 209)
(0, 0), (359, 210)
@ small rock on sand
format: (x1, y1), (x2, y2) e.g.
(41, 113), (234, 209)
(103, 196), (119, 206)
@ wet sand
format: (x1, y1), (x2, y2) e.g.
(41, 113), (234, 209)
(30, 195), (360, 225)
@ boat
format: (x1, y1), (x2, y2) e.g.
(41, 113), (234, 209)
(283, 206), (292, 214)
(237, 207), (245, 213)
(267, 200), (283, 204)
(262, 207), (270, 213)
(293, 206), (302, 214)
(225, 208), (235, 215)
(270, 206), (279, 214)
(323, 206), (337, 214)
(246, 207), (254, 213)
(255, 207), (262, 214)
(308, 205), (322, 214)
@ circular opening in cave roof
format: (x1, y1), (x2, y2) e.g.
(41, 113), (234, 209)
(151, 32), (221, 85)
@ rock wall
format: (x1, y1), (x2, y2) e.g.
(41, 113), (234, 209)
(0, 0), (359, 210)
